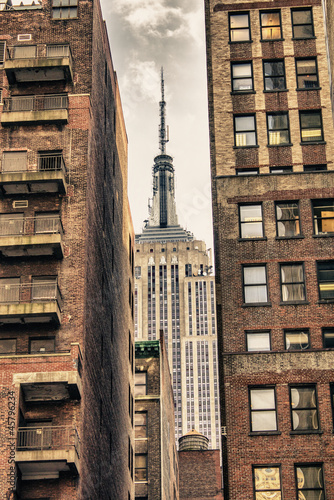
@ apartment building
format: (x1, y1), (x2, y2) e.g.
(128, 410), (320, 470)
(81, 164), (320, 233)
(205, 0), (334, 498)
(0, 0), (134, 498)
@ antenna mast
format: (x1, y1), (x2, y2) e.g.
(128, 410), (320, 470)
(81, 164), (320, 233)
(159, 67), (169, 154)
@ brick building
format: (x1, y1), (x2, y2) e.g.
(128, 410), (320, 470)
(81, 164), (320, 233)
(134, 337), (179, 499)
(0, 0), (134, 499)
(205, 0), (334, 498)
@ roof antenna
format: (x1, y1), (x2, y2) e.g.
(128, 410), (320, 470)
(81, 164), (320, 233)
(159, 67), (169, 154)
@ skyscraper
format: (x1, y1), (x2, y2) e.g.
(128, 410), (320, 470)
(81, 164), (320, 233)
(205, 0), (334, 498)
(135, 71), (220, 448)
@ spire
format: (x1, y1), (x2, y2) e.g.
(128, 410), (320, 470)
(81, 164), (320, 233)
(159, 67), (169, 154)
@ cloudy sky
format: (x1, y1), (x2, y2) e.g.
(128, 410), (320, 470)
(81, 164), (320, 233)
(100, 0), (214, 249)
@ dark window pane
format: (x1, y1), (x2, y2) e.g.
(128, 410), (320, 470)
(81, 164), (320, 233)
(293, 10), (312, 25)
(323, 329), (334, 348)
(30, 338), (55, 354)
(0, 338), (16, 355)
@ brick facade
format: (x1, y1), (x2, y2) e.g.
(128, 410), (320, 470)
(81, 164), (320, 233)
(178, 449), (223, 500)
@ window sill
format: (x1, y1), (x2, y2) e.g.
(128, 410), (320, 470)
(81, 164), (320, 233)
(238, 237), (267, 242)
(260, 38), (285, 43)
(279, 301), (309, 306)
(242, 303), (272, 308)
(249, 431), (281, 436)
(233, 145), (259, 149)
(300, 141), (326, 146)
(290, 430), (323, 435)
(229, 40), (253, 44)
(292, 36), (316, 41)
(263, 89), (288, 93)
(313, 233), (334, 238)
(267, 143), (293, 148)
(231, 90), (256, 95)
(296, 87), (321, 92)
(275, 235), (304, 240)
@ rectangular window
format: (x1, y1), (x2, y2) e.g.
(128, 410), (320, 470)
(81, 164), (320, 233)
(292, 8), (314, 39)
(253, 466), (282, 499)
(249, 387), (277, 432)
(236, 168), (259, 175)
(135, 454), (147, 482)
(246, 331), (270, 352)
(185, 263), (192, 277)
(285, 330), (310, 350)
(267, 113), (290, 145)
(135, 412), (147, 438)
(52, 0), (78, 19)
(260, 10), (282, 40)
(323, 328), (334, 348)
(231, 62), (253, 92)
(263, 60), (285, 91)
(243, 265), (268, 304)
(295, 465), (324, 499)
(135, 266), (141, 279)
(275, 202), (300, 237)
(317, 261), (334, 301)
(29, 337), (55, 354)
(0, 338), (16, 355)
(280, 264), (306, 302)
(239, 204), (263, 238)
(312, 199), (334, 235)
(0, 41), (5, 66)
(270, 166), (293, 174)
(234, 115), (257, 147)
(304, 164), (327, 172)
(300, 111), (323, 142)
(290, 385), (319, 431)
(296, 58), (319, 89)
(2, 151), (28, 173)
(134, 372), (147, 396)
(229, 13), (250, 42)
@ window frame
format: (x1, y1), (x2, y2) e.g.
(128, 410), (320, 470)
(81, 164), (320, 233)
(134, 371), (147, 396)
(135, 453), (148, 482)
(323, 328), (334, 349)
(52, 0), (78, 19)
(260, 10), (283, 41)
(231, 61), (254, 93)
(234, 114), (257, 148)
(304, 164), (327, 172)
(275, 201), (301, 238)
(242, 264), (269, 305)
(312, 199), (334, 236)
(253, 465), (282, 499)
(239, 203), (264, 239)
(267, 112), (291, 146)
(29, 336), (55, 354)
(249, 386), (278, 433)
(294, 464), (325, 499)
(299, 110), (324, 144)
(295, 57), (319, 90)
(289, 384), (320, 433)
(291, 8), (315, 39)
(317, 261), (334, 301)
(135, 411), (147, 439)
(280, 263), (306, 304)
(246, 330), (271, 352)
(0, 338), (17, 355)
(236, 168), (259, 176)
(270, 166), (293, 174)
(228, 12), (251, 43)
(263, 59), (286, 92)
(284, 329), (310, 351)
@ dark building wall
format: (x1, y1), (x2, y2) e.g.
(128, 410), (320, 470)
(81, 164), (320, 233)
(178, 449), (223, 500)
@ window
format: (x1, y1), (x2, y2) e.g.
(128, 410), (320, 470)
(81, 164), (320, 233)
(275, 202), (300, 237)
(296, 58), (319, 89)
(267, 113), (290, 145)
(317, 261), (334, 300)
(304, 164), (327, 172)
(323, 328), (334, 348)
(134, 266), (141, 279)
(134, 372), (147, 396)
(249, 387), (277, 432)
(135, 412), (147, 438)
(29, 337), (55, 354)
(135, 454), (147, 482)
(260, 11), (282, 40)
(0, 41), (5, 66)
(295, 465), (324, 498)
(239, 204), (263, 238)
(312, 199), (334, 235)
(236, 168), (259, 175)
(291, 8), (314, 39)
(234, 115), (257, 147)
(253, 467), (282, 499)
(0, 338), (16, 355)
(52, 0), (78, 19)
(270, 166), (293, 174)
(300, 111), (323, 142)
(2, 151), (27, 173)
(280, 264), (306, 302)
(246, 331), (270, 352)
(285, 330), (310, 350)
(243, 265), (268, 304)
(185, 264), (192, 277)
(229, 12), (250, 42)
(290, 385), (319, 431)
(231, 62), (253, 92)
(263, 60), (285, 91)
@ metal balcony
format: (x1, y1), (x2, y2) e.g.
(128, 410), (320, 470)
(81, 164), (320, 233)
(0, 281), (62, 324)
(4, 44), (73, 83)
(1, 94), (69, 124)
(0, 152), (67, 195)
(0, 215), (64, 258)
(16, 426), (80, 480)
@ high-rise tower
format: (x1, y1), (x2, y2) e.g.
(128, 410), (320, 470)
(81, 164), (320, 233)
(135, 72), (221, 448)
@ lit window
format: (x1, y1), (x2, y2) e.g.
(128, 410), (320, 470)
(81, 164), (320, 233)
(295, 465), (324, 499)
(317, 261), (334, 301)
(290, 385), (319, 431)
(236, 168), (259, 175)
(275, 202), (300, 237)
(243, 265), (268, 304)
(135, 454), (147, 482)
(260, 11), (282, 40)
(231, 62), (253, 92)
(270, 166), (293, 174)
(323, 328), (334, 348)
(312, 199), (334, 235)
(263, 60), (285, 91)
(296, 58), (319, 89)
(253, 466), (282, 499)
(0, 338), (16, 355)
(285, 330), (310, 350)
(267, 113), (290, 145)
(246, 331), (270, 352)
(134, 372), (147, 396)
(300, 111), (323, 142)
(291, 8), (314, 38)
(280, 264), (306, 302)
(249, 387), (277, 432)
(29, 337), (55, 354)
(229, 13), (251, 42)
(234, 115), (257, 147)
(135, 412), (147, 438)
(239, 204), (263, 238)
(52, 0), (78, 19)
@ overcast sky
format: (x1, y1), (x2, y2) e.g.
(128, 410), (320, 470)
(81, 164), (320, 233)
(100, 0), (214, 250)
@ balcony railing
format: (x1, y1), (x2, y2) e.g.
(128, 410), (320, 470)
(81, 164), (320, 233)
(7, 44), (73, 66)
(0, 216), (64, 236)
(17, 426), (80, 458)
(1, 152), (67, 174)
(0, 282), (63, 310)
(3, 94), (68, 112)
